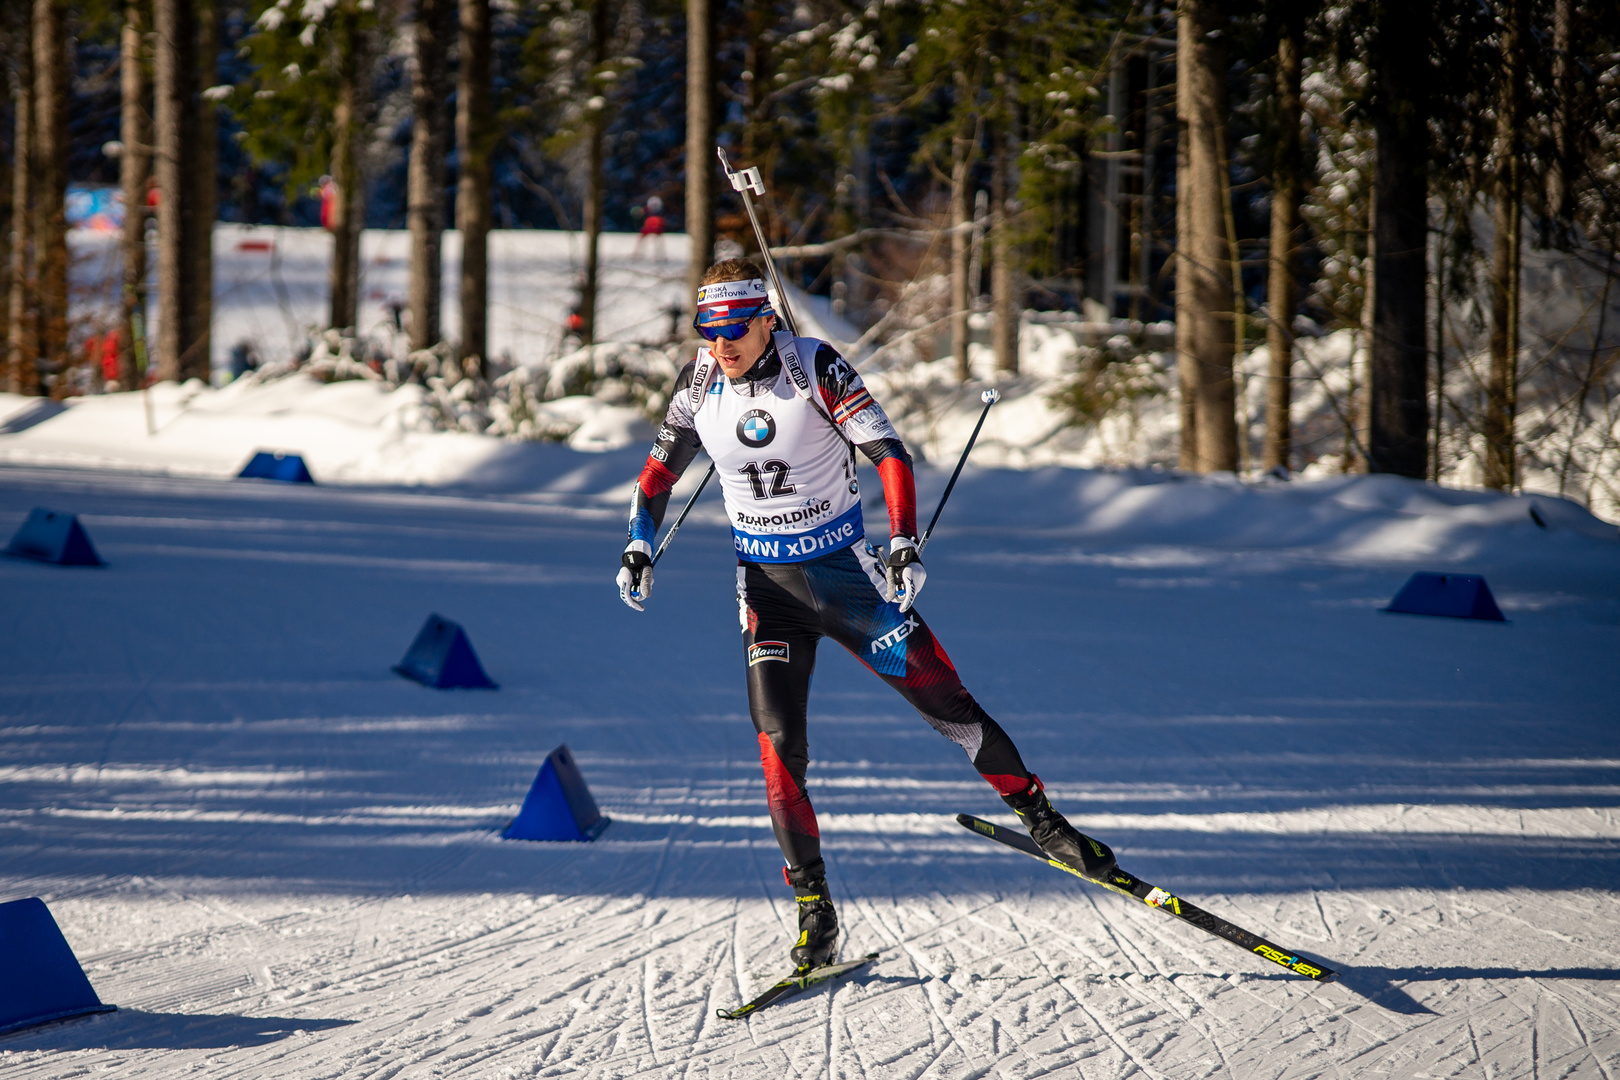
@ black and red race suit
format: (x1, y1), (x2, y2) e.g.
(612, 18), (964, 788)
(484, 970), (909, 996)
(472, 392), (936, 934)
(629, 336), (1035, 869)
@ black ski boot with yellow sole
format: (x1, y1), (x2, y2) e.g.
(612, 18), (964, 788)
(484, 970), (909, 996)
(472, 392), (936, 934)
(785, 858), (839, 973)
(1003, 776), (1117, 879)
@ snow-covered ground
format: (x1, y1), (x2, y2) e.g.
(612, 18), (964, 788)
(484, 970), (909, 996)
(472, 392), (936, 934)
(2, 454), (1618, 1078)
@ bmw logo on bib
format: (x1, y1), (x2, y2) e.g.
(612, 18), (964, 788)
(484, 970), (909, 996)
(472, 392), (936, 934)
(737, 409), (776, 448)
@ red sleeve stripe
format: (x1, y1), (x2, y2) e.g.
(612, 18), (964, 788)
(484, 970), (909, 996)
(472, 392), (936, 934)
(876, 456), (918, 539)
(638, 457), (680, 498)
(832, 388), (874, 425)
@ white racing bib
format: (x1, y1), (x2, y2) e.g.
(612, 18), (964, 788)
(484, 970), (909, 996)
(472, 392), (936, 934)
(691, 336), (863, 563)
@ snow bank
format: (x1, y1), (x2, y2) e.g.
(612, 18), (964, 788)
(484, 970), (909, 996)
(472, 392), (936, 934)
(0, 378), (652, 488)
(2, 367), (1611, 572)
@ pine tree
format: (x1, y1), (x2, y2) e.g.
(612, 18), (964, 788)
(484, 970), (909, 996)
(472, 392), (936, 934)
(154, 0), (197, 382)
(7, 11), (36, 396)
(119, 0), (151, 389)
(578, 0), (614, 345)
(457, 0), (491, 371)
(236, 0), (383, 337)
(1177, 0), (1237, 472)
(32, 0), (68, 389)
(1483, 0), (1525, 491)
(408, 0), (451, 351)
(685, 0), (713, 310)
(191, 0), (217, 375)
(1366, 0), (1431, 477)
(1263, 0), (1306, 473)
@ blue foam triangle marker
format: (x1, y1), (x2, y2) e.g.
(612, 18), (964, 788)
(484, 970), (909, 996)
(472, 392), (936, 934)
(238, 450), (315, 483)
(1383, 572), (1507, 622)
(393, 613), (498, 689)
(0, 897), (116, 1036)
(504, 744), (610, 842)
(4, 508), (103, 566)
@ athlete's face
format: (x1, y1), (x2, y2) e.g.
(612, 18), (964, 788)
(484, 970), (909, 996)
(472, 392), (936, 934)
(709, 315), (774, 378)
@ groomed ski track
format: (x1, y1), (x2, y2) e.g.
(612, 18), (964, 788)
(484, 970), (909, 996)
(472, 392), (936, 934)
(1, 460), (1618, 1078)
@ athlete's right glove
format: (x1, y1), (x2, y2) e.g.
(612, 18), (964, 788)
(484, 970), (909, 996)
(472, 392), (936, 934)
(885, 536), (926, 613)
(617, 541), (653, 611)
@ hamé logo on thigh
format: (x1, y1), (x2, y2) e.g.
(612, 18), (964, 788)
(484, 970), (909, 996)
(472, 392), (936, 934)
(748, 641), (790, 665)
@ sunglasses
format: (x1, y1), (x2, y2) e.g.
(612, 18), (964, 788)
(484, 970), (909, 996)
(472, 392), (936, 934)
(692, 299), (771, 342)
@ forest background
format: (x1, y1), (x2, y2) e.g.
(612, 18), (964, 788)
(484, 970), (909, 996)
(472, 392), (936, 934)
(3, 0), (1620, 517)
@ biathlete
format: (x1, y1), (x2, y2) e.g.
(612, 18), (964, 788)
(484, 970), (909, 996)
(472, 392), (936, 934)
(617, 259), (1117, 973)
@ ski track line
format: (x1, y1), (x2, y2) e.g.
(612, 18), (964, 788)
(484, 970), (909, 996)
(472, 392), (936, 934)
(838, 886), (999, 1075)
(1036, 950), (1175, 1080)
(1538, 981), (1618, 1080)
(906, 943), (988, 1077)
(678, 931), (732, 1080)
(294, 905), (554, 994)
(1034, 898), (1252, 1076)
(959, 892), (1234, 1059)
(639, 952), (661, 1070)
(959, 901), (1177, 1079)
(1490, 901), (1620, 966)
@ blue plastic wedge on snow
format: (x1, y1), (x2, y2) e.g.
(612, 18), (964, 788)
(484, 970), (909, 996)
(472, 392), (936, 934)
(0, 897), (116, 1036)
(238, 450), (315, 483)
(393, 613), (498, 689)
(503, 745), (610, 842)
(4, 508), (103, 566)
(1383, 572), (1507, 622)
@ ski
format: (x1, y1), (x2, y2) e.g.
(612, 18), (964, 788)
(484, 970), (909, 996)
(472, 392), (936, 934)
(716, 952), (879, 1020)
(956, 813), (1338, 983)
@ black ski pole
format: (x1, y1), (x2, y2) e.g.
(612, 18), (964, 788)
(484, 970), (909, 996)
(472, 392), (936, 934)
(650, 149), (801, 567)
(918, 388), (999, 554)
(716, 147), (800, 336)
(651, 461), (715, 567)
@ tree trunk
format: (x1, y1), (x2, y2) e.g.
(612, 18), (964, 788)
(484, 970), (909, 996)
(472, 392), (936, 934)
(1176, 0), (1236, 472)
(7, 31), (36, 396)
(579, 0), (611, 346)
(120, 0), (151, 390)
(0, 66), (9, 379)
(0, 40), (9, 372)
(684, 0), (713, 311)
(1483, 0), (1524, 491)
(329, 5), (362, 334)
(1367, 0), (1430, 478)
(950, 112), (971, 383)
(1431, 209), (1446, 481)
(32, 0), (68, 389)
(408, 0), (449, 351)
(990, 105), (1017, 375)
(1263, 12), (1302, 473)
(1546, 0), (1573, 222)
(456, 0), (491, 371)
(580, 119), (604, 346)
(154, 0), (196, 383)
(187, 0), (215, 381)
(1174, 119), (1196, 468)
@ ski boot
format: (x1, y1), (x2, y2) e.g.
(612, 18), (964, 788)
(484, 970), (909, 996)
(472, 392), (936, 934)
(1003, 776), (1117, 879)
(785, 858), (839, 973)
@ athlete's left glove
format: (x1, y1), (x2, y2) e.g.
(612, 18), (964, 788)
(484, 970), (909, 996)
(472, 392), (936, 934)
(617, 541), (654, 611)
(885, 536), (926, 613)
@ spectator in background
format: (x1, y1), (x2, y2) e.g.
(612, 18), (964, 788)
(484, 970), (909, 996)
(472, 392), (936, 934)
(99, 330), (122, 390)
(634, 195), (666, 260)
(319, 176), (337, 232)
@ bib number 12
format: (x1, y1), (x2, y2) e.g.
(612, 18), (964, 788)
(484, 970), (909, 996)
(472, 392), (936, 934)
(739, 460), (796, 499)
